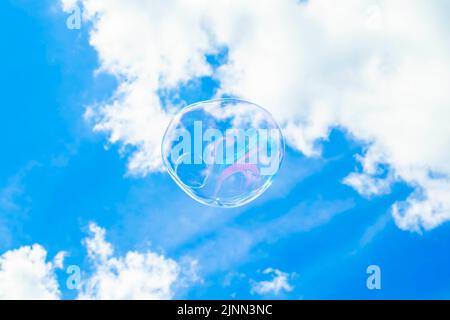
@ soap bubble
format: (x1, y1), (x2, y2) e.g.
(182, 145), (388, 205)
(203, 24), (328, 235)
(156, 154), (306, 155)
(162, 99), (284, 208)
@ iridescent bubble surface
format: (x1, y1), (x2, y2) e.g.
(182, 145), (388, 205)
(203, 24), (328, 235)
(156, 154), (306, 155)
(162, 99), (284, 208)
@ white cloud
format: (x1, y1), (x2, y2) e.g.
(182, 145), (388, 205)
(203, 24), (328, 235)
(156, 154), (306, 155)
(250, 268), (293, 296)
(0, 223), (195, 300)
(61, 0), (78, 11)
(78, 223), (190, 300)
(0, 245), (62, 300)
(62, 0), (450, 231)
(53, 251), (67, 270)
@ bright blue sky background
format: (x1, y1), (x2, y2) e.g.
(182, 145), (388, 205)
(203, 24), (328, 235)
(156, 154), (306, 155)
(1, 0), (450, 299)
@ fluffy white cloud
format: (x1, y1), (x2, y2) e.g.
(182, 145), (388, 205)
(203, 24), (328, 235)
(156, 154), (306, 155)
(62, 0), (450, 231)
(0, 245), (63, 300)
(250, 268), (293, 296)
(78, 223), (186, 300)
(0, 223), (194, 300)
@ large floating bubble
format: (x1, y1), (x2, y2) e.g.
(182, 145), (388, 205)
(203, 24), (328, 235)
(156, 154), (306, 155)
(162, 99), (284, 208)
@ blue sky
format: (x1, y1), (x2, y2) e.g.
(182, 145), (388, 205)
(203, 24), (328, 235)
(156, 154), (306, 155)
(1, 0), (450, 300)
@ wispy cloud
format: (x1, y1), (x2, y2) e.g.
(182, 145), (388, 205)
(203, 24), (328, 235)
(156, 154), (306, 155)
(0, 162), (37, 212)
(185, 198), (354, 275)
(359, 212), (392, 248)
(0, 162), (39, 248)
